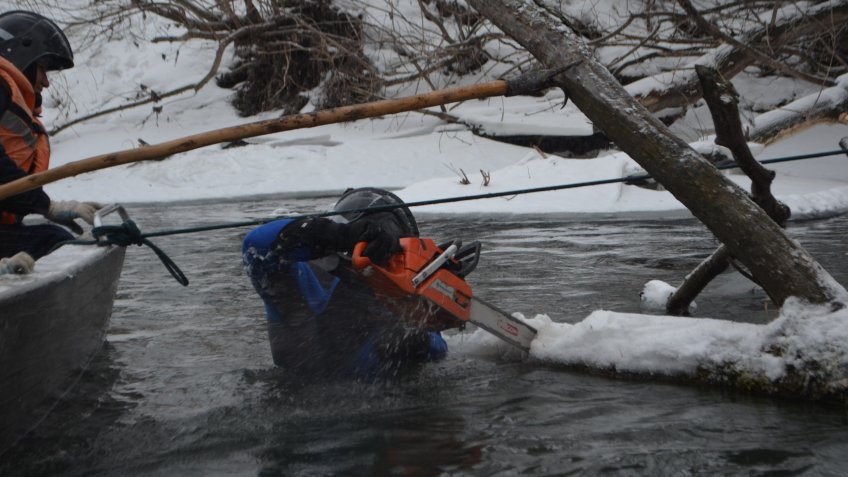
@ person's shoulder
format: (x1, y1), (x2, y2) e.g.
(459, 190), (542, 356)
(243, 218), (295, 250)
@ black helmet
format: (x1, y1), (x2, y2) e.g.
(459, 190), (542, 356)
(0, 10), (73, 73)
(333, 187), (419, 237)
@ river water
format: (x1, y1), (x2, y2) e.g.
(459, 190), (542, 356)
(3, 196), (848, 476)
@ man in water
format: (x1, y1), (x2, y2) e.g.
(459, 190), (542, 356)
(242, 188), (447, 378)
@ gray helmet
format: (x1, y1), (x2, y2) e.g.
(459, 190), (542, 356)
(0, 10), (73, 73)
(333, 187), (419, 237)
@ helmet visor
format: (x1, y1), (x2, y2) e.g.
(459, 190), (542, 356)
(332, 190), (388, 223)
(331, 188), (419, 237)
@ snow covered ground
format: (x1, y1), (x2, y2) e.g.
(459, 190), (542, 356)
(44, 40), (848, 218)
(15, 2), (848, 394)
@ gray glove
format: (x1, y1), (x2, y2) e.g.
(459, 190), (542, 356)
(46, 200), (102, 235)
(0, 252), (35, 275)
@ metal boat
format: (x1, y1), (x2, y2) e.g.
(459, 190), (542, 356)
(0, 205), (127, 454)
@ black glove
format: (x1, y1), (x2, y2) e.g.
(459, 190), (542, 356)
(273, 214), (403, 265)
(272, 217), (345, 256)
(341, 212), (404, 266)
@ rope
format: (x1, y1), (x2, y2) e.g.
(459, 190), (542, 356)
(43, 146), (848, 287)
(119, 146), (848, 240)
(93, 220), (189, 286)
(52, 219), (189, 286)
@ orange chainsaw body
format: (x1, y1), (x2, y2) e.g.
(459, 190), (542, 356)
(352, 238), (473, 331)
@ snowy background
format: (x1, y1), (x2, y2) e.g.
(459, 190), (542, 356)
(39, 2), (848, 217)
(12, 1), (848, 392)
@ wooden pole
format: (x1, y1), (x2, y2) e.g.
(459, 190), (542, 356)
(0, 79), (525, 201)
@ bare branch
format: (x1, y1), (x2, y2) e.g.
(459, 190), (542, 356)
(52, 24), (237, 134)
(677, 0), (835, 87)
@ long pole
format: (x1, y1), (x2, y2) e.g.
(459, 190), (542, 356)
(0, 69), (567, 201)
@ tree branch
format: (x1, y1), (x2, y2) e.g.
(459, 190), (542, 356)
(627, 0), (848, 112)
(677, 0), (835, 87)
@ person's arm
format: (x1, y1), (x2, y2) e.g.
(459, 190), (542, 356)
(0, 84), (51, 217)
(242, 217), (348, 297)
(242, 214), (401, 304)
(242, 219), (299, 280)
(273, 214), (403, 265)
(272, 217), (349, 260)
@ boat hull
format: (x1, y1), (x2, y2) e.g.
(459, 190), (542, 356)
(0, 245), (125, 454)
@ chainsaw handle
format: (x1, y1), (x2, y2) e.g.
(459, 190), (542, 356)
(351, 241), (371, 269)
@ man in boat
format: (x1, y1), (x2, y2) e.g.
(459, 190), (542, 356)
(0, 10), (101, 262)
(243, 188), (448, 378)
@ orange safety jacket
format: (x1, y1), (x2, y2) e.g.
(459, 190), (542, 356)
(0, 56), (51, 225)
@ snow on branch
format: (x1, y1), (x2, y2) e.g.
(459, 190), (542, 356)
(750, 73), (848, 144)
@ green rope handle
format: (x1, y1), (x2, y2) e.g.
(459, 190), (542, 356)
(91, 219), (189, 286)
(52, 219), (189, 286)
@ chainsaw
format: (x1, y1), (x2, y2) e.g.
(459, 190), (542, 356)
(352, 238), (537, 352)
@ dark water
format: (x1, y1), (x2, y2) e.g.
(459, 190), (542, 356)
(3, 197), (848, 476)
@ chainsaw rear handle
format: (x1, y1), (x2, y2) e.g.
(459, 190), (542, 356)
(351, 241), (372, 269)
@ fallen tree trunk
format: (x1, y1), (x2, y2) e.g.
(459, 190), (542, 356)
(624, 0), (848, 113)
(468, 0), (844, 307)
